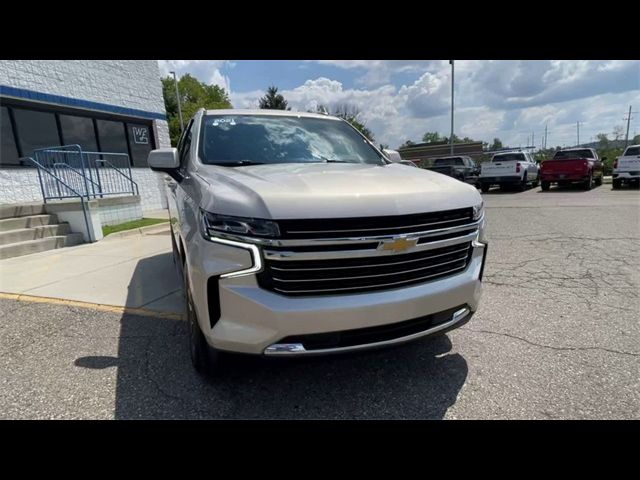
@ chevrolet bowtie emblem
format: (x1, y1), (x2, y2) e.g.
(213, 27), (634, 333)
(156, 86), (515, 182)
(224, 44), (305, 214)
(378, 237), (418, 253)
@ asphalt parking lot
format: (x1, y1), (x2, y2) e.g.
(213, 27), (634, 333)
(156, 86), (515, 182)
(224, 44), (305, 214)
(1, 183), (639, 419)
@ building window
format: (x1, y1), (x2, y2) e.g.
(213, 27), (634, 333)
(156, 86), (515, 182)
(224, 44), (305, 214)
(1, 107), (20, 166)
(96, 119), (128, 155)
(127, 123), (152, 167)
(12, 108), (61, 158)
(59, 114), (98, 152)
(1, 103), (156, 168)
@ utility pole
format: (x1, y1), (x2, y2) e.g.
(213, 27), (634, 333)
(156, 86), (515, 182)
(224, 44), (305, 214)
(576, 121), (582, 147)
(449, 60), (454, 155)
(623, 105), (635, 148)
(544, 124), (548, 149)
(532, 131), (535, 151)
(170, 71), (185, 133)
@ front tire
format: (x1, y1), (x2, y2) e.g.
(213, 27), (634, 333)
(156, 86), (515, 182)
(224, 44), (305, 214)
(481, 183), (490, 193)
(185, 265), (221, 376)
(612, 178), (622, 190)
(541, 181), (551, 191)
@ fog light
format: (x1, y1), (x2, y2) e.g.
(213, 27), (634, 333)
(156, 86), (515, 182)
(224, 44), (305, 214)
(265, 343), (306, 354)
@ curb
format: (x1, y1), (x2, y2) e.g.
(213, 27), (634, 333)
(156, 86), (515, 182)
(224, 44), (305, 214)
(103, 221), (170, 240)
(0, 292), (184, 320)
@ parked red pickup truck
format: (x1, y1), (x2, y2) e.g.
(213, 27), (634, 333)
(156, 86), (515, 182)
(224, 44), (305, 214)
(540, 148), (604, 191)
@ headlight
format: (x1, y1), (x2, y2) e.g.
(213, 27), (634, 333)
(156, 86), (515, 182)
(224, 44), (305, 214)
(201, 211), (280, 238)
(472, 200), (484, 221)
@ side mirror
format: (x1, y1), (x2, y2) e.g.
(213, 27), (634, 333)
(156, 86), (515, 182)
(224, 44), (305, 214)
(148, 148), (179, 171)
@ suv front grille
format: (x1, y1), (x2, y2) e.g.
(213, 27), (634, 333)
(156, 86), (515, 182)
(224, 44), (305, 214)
(276, 207), (473, 239)
(256, 208), (480, 297)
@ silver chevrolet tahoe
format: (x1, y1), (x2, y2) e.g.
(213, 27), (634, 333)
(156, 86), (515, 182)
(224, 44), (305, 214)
(148, 109), (487, 375)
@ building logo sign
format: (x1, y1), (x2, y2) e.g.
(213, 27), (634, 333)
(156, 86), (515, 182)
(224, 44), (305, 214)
(133, 126), (149, 145)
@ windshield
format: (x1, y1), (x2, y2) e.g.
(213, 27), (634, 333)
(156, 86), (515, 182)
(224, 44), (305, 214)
(434, 158), (463, 166)
(493, 153), (525, 162)
(198, 114), (384, 166)
(624, 146), (640, 156)
(554, 149), (594, 159)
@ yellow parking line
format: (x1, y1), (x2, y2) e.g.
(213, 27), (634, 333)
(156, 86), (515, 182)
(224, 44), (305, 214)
(0, 292), (184, 320)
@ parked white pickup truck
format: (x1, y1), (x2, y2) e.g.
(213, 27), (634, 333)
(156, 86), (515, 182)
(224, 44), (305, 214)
(612, 144), (640, 189)
(479, 151), (539, 193)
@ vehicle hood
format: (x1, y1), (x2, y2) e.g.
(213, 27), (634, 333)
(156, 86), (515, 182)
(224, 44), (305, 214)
(194, 162), (481, 219)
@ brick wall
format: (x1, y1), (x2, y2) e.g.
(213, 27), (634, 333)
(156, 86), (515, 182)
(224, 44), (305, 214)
(0, 60), (171, 149)
(0, 168), (167, 213)
(0, 60), (165, 114)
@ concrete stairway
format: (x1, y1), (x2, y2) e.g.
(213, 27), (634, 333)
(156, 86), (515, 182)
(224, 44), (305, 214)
(0, 203), (84, 260)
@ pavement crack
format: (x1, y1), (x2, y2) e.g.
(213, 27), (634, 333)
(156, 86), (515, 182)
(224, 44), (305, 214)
(460, 326), (640, 358)
(138, 289), (182, 309)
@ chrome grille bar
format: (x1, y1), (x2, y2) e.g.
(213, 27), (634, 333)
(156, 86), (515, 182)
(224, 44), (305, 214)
(263, 230), (477, 261)
(271, 256), (467, 283)
(271, 265), (468, 294)
(269, 245), (470, 271)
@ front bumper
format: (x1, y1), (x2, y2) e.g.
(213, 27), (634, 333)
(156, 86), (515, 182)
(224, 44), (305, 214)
(187, 230), (487, 355)
(479, 175), (521, 185)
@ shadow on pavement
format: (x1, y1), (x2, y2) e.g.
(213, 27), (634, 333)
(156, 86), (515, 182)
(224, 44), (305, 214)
(77, 253), (468, 419)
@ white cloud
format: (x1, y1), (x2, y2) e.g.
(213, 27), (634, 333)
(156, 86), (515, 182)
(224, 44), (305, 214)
(170, 60), (640, 150)
(157, 60), (231, 92)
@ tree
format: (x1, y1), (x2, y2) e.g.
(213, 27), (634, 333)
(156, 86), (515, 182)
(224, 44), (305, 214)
(422, 132), (441, 143)
(596, 133), (609, 149)
(161, 73), (232, 146)
(633, 134), (640, 144)
(331, 104), (375, 142)
(489, 138), (503, 151)
(398, 140), (415, 149)
(613, 125), (625, 141)
(442, 133), (461, 144)
(258, 86), (290, 110)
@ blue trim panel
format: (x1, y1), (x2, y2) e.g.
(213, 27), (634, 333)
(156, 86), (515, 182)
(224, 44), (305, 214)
(0, 85), (167, 121)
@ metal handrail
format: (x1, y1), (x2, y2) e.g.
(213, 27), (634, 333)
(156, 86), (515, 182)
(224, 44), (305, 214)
(94, 157), (139, 195)
(25, 157), (93, 242)
(51, 161), (102, 198)
(32, 145), (139, 200)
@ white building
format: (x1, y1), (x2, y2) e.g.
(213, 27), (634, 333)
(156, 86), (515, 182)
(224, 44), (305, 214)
(0, 60), (171, 212)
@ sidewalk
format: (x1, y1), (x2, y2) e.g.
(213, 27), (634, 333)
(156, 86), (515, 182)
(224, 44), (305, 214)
(0, 227), (184, 315)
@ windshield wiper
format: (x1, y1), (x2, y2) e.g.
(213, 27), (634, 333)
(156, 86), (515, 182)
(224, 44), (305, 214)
(317, 156), (356, 164)
(213, 160), (265, 166)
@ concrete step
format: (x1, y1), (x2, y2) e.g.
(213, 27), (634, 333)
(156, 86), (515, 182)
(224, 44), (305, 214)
(0, 223), (71, 246)
(0, 233), (84, 260)
(0, 214), (59, 232)
(0, 203), (46, 220)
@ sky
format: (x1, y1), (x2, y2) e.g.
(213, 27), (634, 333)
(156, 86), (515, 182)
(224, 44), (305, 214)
(158, 60), (640, 150)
